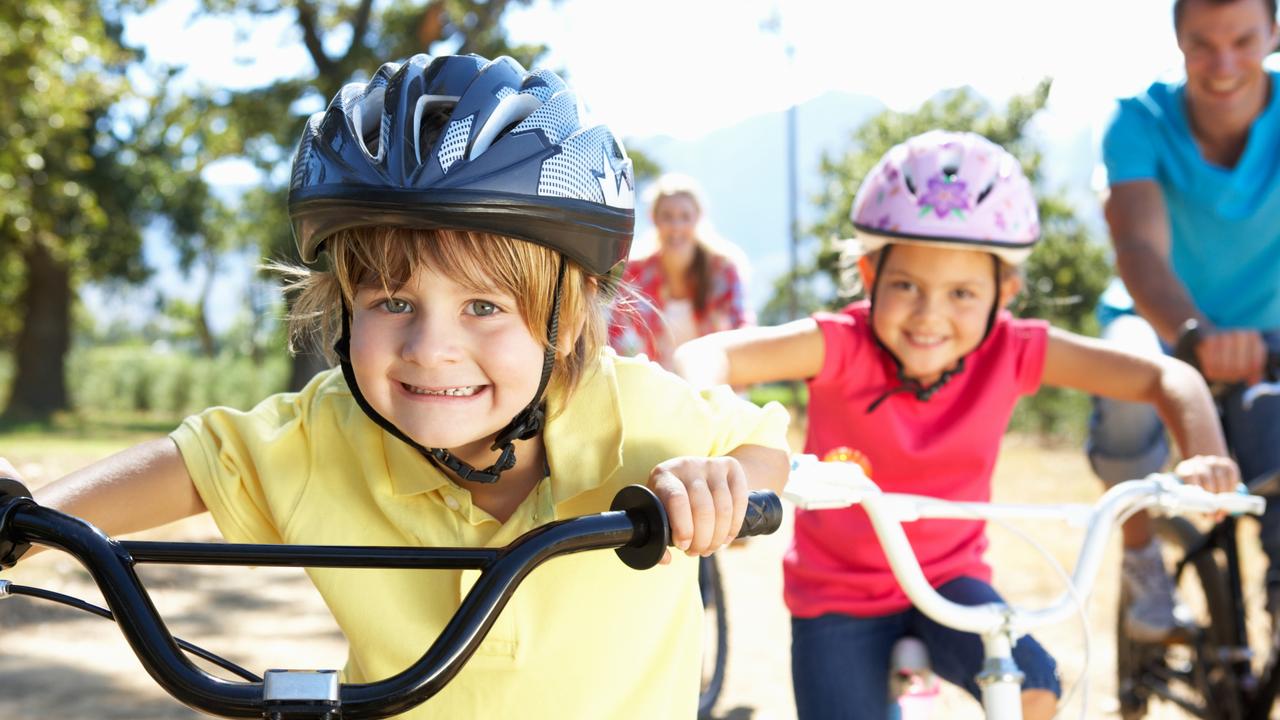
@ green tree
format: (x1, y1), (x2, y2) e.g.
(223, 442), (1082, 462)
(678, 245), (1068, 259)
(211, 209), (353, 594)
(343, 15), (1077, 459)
(787, 80), (1111, 436)
(186, 0), (552, 389)
(0, 0), (191, 421)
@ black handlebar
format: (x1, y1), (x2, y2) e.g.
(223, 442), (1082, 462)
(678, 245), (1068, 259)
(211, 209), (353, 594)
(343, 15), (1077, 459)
(0, 480), (782, 719)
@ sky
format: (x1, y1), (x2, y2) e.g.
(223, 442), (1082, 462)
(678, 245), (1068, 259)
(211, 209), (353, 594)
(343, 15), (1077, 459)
(103, 0), (1200, 332)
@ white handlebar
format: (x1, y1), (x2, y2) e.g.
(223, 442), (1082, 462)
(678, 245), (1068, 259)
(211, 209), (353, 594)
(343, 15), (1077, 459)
(784, 454), (1266, 638)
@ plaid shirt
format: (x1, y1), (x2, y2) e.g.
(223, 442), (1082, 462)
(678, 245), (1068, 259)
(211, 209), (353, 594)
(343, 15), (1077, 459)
(609, 251), (752, 369)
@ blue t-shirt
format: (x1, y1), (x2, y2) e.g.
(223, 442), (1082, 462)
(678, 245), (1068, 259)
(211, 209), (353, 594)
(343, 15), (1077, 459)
(1101, 72), (1280, 329)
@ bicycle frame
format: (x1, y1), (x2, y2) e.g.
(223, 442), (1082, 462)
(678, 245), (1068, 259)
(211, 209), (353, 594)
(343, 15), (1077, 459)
(785, 455), (1265, 720)
(0, 478), (781, 719)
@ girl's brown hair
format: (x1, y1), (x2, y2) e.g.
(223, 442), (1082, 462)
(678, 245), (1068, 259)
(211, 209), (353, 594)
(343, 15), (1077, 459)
(278, 227), (613, 403)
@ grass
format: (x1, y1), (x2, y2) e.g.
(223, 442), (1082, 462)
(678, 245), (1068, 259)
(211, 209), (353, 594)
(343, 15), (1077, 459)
(0, 411), (180, 459)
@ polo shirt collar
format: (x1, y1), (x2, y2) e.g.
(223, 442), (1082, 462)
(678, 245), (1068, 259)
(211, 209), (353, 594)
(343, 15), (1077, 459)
(544, 350), (625, 505)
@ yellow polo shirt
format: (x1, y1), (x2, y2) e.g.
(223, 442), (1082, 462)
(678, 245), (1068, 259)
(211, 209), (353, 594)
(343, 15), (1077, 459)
(171, 349), (789, 719)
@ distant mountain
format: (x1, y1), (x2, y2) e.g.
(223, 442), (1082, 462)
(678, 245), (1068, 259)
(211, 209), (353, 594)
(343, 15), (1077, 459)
(629, 91), (885, 313)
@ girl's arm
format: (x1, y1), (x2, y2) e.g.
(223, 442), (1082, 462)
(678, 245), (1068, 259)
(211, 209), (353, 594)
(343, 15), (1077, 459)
(29, 438), (206, 539)
(1042, 327), (1238, 491)
(673, 318), (825, 390)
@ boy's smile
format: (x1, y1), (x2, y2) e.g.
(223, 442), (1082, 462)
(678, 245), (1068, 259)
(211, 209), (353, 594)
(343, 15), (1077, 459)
(870, 243), (1014, 387)
(349, 261), (545, 467)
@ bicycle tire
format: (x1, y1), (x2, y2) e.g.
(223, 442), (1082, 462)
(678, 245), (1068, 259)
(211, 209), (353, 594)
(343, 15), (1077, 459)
(698, 554), (729, 720)
(1116, 516), (1242, 720)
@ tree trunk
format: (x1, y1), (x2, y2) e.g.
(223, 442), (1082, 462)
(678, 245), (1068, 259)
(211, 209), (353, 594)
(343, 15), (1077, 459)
(4, 242), (72, 421)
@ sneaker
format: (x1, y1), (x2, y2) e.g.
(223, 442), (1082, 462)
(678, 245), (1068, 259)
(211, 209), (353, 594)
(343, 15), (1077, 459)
(1121, 539), (1179, 643)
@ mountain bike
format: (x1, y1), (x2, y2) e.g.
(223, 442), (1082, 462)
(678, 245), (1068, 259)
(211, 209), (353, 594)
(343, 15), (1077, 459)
(785, 454), (1264, 720)
(1116, 324), (1280, 720)
(0, 477), (782, 719)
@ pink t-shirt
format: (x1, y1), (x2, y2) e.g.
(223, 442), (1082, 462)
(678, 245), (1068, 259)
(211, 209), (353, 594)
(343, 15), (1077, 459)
(784, 301), (1049, 618)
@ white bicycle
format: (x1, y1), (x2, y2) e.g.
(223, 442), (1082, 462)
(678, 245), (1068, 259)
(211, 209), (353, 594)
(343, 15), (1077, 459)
(784, 455), (1266, 720)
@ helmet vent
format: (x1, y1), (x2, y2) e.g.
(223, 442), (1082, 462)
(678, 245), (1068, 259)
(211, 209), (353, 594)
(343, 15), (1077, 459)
(976, 181), (995, 206)
(903, 171), (918, 197)
(413, 95), (460, 166)
(469, 93), (543, 159)
(352, 88), (387, 161)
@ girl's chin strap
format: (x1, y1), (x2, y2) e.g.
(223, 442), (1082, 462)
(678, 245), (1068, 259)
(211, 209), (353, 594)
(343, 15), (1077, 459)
(333, 259), (566, 484)
(865, 359), (966, 413)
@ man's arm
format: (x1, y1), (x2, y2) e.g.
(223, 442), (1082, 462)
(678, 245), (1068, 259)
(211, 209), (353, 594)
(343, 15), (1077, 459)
(1106, 181), (1201, 343)
(1106, 181), (1265, 383)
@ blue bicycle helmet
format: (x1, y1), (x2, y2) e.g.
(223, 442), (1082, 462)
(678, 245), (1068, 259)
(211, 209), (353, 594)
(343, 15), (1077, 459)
(286, 54), (636, 484)
(289, 53), (635, 275)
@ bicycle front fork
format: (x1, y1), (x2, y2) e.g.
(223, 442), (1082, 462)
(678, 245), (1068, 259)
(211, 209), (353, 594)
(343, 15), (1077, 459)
(977, 632), (1026, 720)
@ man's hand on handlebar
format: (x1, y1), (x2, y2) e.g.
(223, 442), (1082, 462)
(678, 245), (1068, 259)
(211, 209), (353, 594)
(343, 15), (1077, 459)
(1194, 327), (1267, 386)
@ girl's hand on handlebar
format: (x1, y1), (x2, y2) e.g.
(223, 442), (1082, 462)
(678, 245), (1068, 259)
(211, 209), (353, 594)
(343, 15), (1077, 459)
(648, 455), (749, 564)
(1174, 454), (1241, 495)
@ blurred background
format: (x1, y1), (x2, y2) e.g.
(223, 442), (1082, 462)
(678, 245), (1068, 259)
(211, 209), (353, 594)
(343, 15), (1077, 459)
(1, 0), (1266, 439)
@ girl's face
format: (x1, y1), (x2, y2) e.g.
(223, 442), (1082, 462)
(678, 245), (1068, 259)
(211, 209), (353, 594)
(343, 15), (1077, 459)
(349, 260), (544, 464)
(870, 243), (1016, 386)
(652, 194), (700, 262)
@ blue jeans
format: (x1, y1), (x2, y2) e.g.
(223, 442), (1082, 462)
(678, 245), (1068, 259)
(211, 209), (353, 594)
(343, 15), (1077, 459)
(790, 576), (1061, 720)
(1087, 313), (1280, 585)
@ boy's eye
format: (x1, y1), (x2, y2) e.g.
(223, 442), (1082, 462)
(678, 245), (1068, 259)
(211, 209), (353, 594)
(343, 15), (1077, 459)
(467, 300), (500, 317)
(381, 298), (412, 314)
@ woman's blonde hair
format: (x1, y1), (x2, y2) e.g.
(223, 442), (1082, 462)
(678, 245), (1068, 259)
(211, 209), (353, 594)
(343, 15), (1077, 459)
(277, 227), (612, 403)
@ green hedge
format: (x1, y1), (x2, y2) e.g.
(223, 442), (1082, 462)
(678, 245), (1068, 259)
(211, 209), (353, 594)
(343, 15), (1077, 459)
(66, 346), (289, 416)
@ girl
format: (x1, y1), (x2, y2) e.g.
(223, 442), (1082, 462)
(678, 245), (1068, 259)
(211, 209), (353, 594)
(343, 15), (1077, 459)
(610, 173), (753, 369)
(3, 54), (790, 718)
(674, 130), (1239, 720)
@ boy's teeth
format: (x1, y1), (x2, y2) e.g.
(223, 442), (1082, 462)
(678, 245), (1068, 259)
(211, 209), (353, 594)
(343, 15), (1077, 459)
(407, 384), (479, 396)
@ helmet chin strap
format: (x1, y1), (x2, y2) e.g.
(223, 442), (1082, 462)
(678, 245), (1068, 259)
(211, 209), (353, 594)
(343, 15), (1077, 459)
(333, 259), (567, 484)
(864, 246), (1001, 413)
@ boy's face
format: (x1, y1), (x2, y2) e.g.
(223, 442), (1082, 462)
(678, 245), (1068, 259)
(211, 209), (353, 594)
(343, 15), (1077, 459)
(870, 243), (1016, 386)
(349, 260), (544, 462)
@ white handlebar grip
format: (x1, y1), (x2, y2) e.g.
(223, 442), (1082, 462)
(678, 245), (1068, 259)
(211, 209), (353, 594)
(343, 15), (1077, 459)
(783, 455), (878, 510)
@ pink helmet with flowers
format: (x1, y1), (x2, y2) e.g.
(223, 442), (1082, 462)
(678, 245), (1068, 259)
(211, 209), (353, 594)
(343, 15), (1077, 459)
(850, 130), (1039, 265)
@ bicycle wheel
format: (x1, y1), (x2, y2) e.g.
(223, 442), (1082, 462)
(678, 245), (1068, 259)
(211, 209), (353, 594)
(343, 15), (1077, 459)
(1116, 517), (1243, 720)
(698, 554), (728, 720)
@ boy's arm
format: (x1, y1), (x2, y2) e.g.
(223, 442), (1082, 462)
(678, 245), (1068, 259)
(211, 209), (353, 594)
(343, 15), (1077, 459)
(1041, 327), (1237, 491)
(29, 438), (206, 540)
(673, 318), (825, 390)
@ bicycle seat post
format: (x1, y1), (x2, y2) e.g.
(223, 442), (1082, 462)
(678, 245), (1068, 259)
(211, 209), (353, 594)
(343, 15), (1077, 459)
(976, 625), (1025, 720)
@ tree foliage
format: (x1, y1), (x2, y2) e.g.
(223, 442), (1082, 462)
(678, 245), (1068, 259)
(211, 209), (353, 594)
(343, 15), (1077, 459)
(0, 0), (195, 419)
(778, 80), (1112, 437)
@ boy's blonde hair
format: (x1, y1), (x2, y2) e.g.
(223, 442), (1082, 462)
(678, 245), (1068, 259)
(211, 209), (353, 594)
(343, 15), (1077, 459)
(280, 226), (612, 403)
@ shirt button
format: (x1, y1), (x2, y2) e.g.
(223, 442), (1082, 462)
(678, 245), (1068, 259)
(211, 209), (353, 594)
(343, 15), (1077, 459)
(444, 495), (461, 511)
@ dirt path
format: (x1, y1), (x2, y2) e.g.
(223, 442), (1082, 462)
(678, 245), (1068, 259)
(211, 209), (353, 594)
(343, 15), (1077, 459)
(1, 438), (1268, 718)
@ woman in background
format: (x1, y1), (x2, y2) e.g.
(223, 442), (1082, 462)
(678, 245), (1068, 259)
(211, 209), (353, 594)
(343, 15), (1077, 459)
(610, 173), (752, 369)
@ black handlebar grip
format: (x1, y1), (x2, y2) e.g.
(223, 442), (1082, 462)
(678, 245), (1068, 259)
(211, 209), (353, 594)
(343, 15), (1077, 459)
(0, 477), (35, 568)
(737, 490), (783, 538)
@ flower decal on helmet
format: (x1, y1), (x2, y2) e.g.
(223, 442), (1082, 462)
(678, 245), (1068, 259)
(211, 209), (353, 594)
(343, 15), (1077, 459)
(917, 175), (970, 219)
